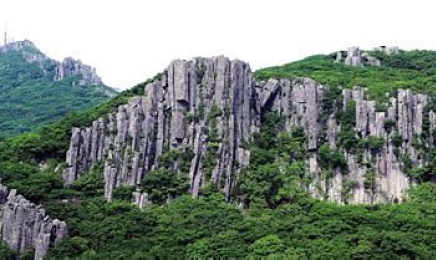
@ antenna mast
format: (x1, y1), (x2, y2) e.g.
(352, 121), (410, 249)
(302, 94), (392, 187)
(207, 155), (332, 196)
(3, 22), (7, 46)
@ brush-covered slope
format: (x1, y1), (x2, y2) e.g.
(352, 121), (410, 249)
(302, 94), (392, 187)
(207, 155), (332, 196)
(0, 40), (117, 135)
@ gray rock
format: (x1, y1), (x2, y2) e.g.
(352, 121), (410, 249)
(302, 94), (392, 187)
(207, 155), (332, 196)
(344, 47), (363, 66)
(64, 57), (259, 201)
(63, 56), (435, 206)
(374, 46), (400, 55)
(260, 79), (279, 108)
(132, 190), (151, 209)
(0, 183), (67, 260)
(342, 46), (381, 67)
(54, 57), (102, 85)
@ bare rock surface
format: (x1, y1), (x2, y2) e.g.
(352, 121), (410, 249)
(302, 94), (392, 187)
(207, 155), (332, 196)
(64, 56), (434, 205)
(0, 182), (67, 260)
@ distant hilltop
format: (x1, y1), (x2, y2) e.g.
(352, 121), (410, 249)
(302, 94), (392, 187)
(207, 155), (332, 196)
(0, 39), (103, 86)
(0, 38), (117, 135)
(0, 39), (36, 52)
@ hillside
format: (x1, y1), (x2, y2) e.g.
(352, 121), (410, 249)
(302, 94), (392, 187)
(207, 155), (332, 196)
(3, 48), (436, 259)
(255, 46), (436, 102)
(0, 40), (117, 135)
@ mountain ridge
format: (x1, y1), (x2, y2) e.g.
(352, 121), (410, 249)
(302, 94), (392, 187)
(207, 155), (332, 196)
(0, 39), (118, 135)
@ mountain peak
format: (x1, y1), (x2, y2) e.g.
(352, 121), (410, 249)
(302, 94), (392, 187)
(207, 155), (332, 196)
(0, 39), (105, 86)
(0, 39), (38, 53)
(0, 39), (117, 135)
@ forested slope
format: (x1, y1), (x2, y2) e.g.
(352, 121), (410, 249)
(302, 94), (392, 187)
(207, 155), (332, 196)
(0, 40), (117, 135)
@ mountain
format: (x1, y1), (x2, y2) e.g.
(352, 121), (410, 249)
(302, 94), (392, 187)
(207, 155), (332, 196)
(0, 40), (117, 136)
(62, 51), (435, 205)
(3, 47), (436, 258)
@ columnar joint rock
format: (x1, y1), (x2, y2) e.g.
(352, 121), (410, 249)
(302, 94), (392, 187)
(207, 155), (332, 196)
(336, 46), (382, 67)
(64, 56), (257, 201)
(64, 56), (435, 205)
(0, 182), (67, 260)
(54, 57), (102, 85)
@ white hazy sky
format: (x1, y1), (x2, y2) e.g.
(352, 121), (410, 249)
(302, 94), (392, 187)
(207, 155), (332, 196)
(1, 0), (435, 90)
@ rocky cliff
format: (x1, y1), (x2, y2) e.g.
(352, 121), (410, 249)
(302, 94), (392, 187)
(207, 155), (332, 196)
(64, 56), (257, 201)
(0, 182), (67, 260)
(54, 57), (102, 85)
(63, 56), (435, 205)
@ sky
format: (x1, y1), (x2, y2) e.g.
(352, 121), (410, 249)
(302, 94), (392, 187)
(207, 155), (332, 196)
(1, 0), (436, 90)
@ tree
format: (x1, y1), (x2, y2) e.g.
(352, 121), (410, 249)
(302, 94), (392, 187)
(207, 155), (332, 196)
(249, 235), (285, 257)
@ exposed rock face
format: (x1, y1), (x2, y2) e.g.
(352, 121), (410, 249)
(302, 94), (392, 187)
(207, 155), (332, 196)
(336, 46), (381, 67)
(64, 56), (435, 205)
(374, 46), (400, 55)
(256, 81), (428, 204)
(64, 56), (258, 201)
(132, 190), (151, 209)
(0, 182), (67, 260)
(54, 57), (102, 85)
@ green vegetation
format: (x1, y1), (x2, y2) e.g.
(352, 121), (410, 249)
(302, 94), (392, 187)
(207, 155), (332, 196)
(236, 112), (308, 208)
(139, 168), (189, 204)
(318, 143), (347, 172)
(0, 73), (161, 163)
(0, 47), (117, 135)
(4, 156), (436, 259)
(255, 50), (436, 102)
(0, 243), (17, 259)
(4, 48), (436, 258)
(202, 103), (222, 181)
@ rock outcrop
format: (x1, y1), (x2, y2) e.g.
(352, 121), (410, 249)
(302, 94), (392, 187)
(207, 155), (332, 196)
(277, 86), (428, 203)
(132, 190), (151, 209)
(336, 47), (381, 67)
(54, 57), (102, 85)
(64, 56), (435, 205)
(374, 46), (400, 55)
(335, 46), (399, 67)
(64, 56), (257, 201)
(0, 182), (67, 260)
